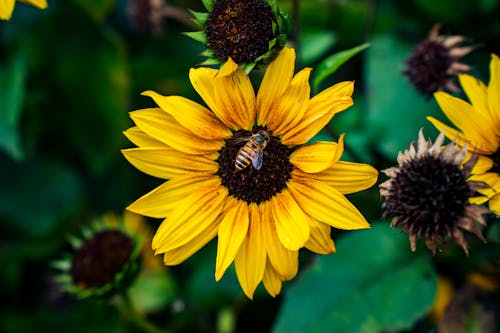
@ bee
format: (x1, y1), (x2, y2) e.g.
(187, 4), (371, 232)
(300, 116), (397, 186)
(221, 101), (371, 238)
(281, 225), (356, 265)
(234, 130), (270, 171)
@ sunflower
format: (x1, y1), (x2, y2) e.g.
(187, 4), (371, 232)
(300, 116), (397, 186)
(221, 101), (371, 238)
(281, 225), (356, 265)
(0, 0), (47, 20)
(185, 0), (287, 72)
(427, 54), (500, 215)
(122, 47), (378, 298)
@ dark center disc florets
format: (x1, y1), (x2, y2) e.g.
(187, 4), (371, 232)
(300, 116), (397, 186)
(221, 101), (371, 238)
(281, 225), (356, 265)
(70, 230), (133, 289)
(205, 0), (275, 63)
(216, 126), (293, 204)
(404, 39), (453, 97)
(384, 155), (472, 240)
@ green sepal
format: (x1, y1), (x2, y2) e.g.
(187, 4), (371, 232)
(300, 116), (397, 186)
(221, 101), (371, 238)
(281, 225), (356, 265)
(201, 0), (215, 11)
(184, 31), (208, 44)
(189, 10), (209, 27)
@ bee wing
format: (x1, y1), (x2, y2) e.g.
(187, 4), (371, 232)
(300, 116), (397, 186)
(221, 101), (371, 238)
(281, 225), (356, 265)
(252, 151), (264, 170)
(230, 136), (251, 145)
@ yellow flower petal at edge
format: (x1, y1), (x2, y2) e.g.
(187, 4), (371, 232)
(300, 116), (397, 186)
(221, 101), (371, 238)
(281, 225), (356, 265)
(141, 91), (232, 140)
(215, 201), (249, 281)
(152, 186), (227, 253)
(289, 178), (370, 230)
(488, 54), (500, 126)
(122, 147), (217, 179)
(0, 0), (15, 20)
(261, 201), (299, 278)
(235, 205), (267, 299)
(290, 139), (344, 173)
(256, 48), (295, 126)
(128, 175), (220, 219)
(123, 127), (167, 148)
(1, 0), (47, 20)
(262, 262), (283, 297)
(426, 116), (492, 154)
(130, 108), (224, 154)
(163, 218), (221, 265)
(293, 160), (378, 194)
(281, 81), (354, 146)
(305, 218), (336, 255)
(434, 91), (497, 149)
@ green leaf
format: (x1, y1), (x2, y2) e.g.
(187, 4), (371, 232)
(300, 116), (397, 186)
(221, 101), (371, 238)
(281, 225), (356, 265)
(272, 223), (437, 333)
(312, 43), (370, 90)
(363, 34), (442, 160)
(0, 47), (27, 160)
(300, 30), (337, 65)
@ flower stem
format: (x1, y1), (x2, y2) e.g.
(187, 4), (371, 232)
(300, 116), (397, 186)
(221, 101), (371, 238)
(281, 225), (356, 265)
(117, 292), (169, 333)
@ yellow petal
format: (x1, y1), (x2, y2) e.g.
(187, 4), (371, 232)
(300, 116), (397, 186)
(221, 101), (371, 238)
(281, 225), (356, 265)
(217, 57), (239, 77)
(127, 175), (219, 218)
(257, 48), (296, 126)
(215, 201), (249, 281)
(305, 218), (335, 254)
(471, 154), (493, 174)
(130, 108), (224, 154)
(488, 54), (500, 126)
(122, 147), (218, 179)
(271, 190), (310, 251)
(153, 186), (227, 253)
(488, 193), (500, 215)
(469, 172), (500, 199)
(459, 74), (490, 119)
(289, 139), (344, 173)
(426, 116), (493, 154)
(281, 81), (354, 146)
(262, 262), (283, 297)
(289, 177), (370, 230)
(20, 0), (47, 9)
(261, 201), (298, 279)
(141, 91), (231, 140)
(434, 91), (497, 149)
(234, 204), (266, 299)
(163, 217), (221, 265)
(213, 69), (256, 130)
(0, 0), (15, 20)
(293, 160), (378, 194)
(190, 67), (219, 113)
(267, 68), (312, 136)
(123, 126), (167, 148)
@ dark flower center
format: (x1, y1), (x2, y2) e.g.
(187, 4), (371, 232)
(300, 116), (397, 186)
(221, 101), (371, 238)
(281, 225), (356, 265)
(404, 39), (453, 97)
(383, 155), (472, 240)
(205, 0), (275, 63)
(70, 230), (133, 289)
(216, 126), (293, 204)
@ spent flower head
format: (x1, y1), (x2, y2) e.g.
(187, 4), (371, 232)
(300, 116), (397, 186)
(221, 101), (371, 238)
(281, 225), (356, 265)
(122, 47), (378, 298)
(185, 0), (287, 72)
(380, 130), (490, 254)
(427, 54), (500, 215)
(53, 213), (144, 299)
(404, 24), (474, 97)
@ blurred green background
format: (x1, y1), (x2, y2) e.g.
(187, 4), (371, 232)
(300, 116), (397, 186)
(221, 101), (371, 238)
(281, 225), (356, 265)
(1, 0), (500, 332)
